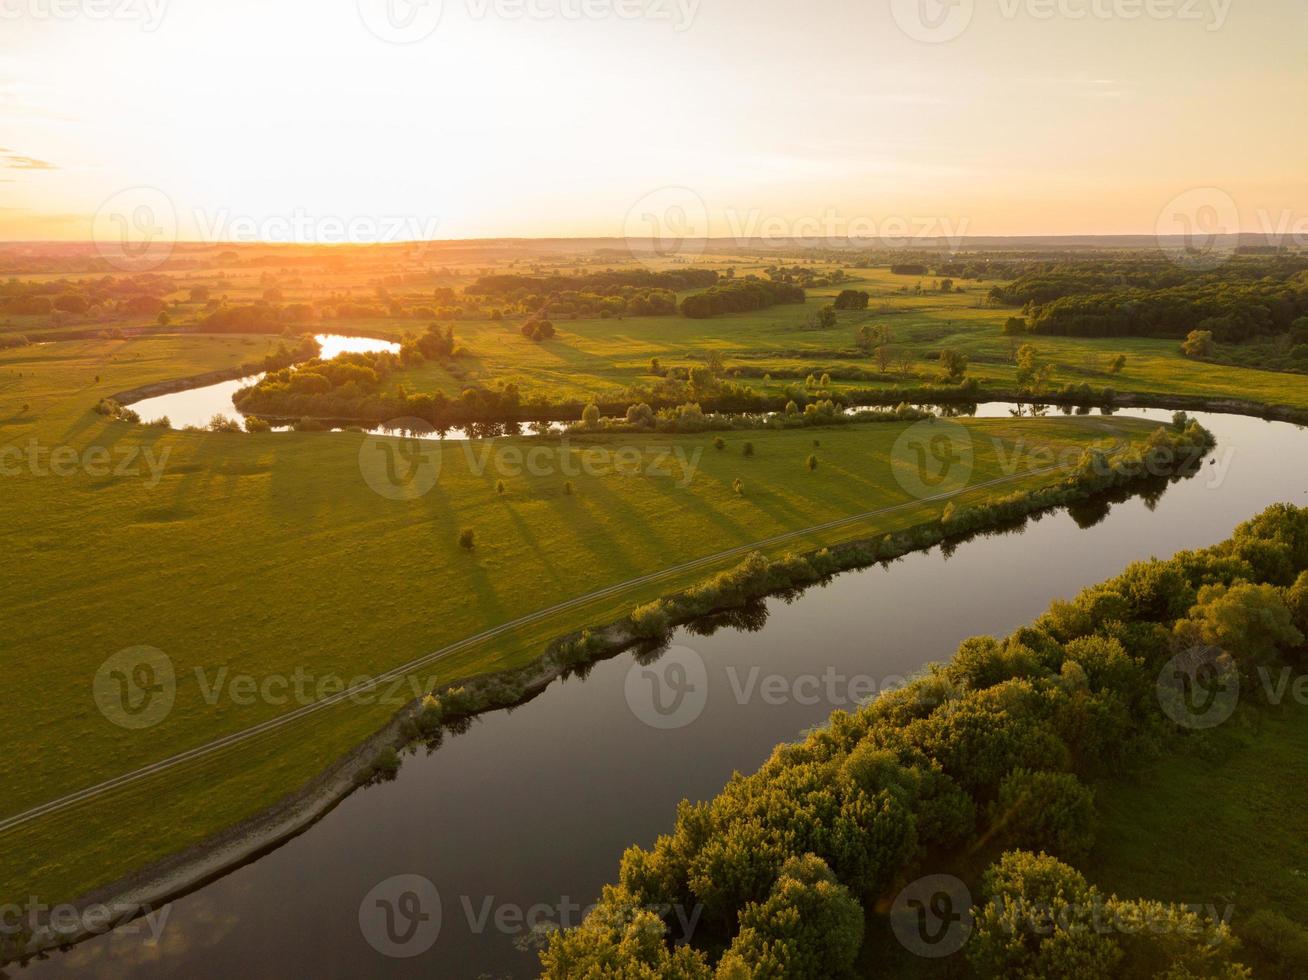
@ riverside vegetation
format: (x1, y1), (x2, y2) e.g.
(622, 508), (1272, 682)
(542, 500), (1308, 979)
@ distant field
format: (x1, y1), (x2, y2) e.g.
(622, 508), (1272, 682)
(0, 334), (1160, 906)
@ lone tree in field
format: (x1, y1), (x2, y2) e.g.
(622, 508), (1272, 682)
(875, 344), (892, 373)
(939, 348), (968, 383)
(1182, 329), (1215, 358)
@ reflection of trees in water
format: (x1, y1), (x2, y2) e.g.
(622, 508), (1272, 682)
(685, 599), (771, 637)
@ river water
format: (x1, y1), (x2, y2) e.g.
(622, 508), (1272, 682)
(127, 335), (402, 431)
(16, 406), (1308, 979)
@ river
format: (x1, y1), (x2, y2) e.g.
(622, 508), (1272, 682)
(15, 406), (1308, 979)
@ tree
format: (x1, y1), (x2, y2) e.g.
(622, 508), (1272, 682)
(833, 289), (870, 311)
(458, 528), (475, 550)
(1016, 344), (1039, 386)
(806, 454), (818, 471)
(521, 318), (556, 342)
(649, 357), (663, 376)
(1174, 582), (1303, 669)
(1182, 329), (1215, 358)
(875, 345), (892, 374)
(1003, 316), (1028, 336)
(1107, 354), (1127, 374)
(969, 851), (1122, 979)
(582, 403), (601, 428)
(940, 278), (954, 293)
(1016, 345), (1056, 392)
(939, 348), (968, 383)
(540, 892), (711, 979)
(716, 856), (864, 980)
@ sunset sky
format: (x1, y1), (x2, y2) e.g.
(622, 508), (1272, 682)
(2, 0), (1305, 242)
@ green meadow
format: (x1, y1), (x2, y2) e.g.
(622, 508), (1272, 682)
(0, 332), (1161, 906)
(269, 263), (1308, 411)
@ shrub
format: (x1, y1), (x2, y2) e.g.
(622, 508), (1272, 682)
(806, 454), (818, 471)
(743, 442), (755, 457)
(458, 528), (475, 550)
(714, 436), (726, 451)
(732, 478), (744, 496)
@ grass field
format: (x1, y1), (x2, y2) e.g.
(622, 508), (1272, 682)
(0, 332), (1165, 907)
(1093, 702), (1308, 973)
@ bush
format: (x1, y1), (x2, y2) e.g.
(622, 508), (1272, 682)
(806, 454), (818, 471)
(458, 528), (475, 550)
(743, 442), (755, 457)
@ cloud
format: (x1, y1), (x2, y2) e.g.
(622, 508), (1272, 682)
(3, 153), (58, 170)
